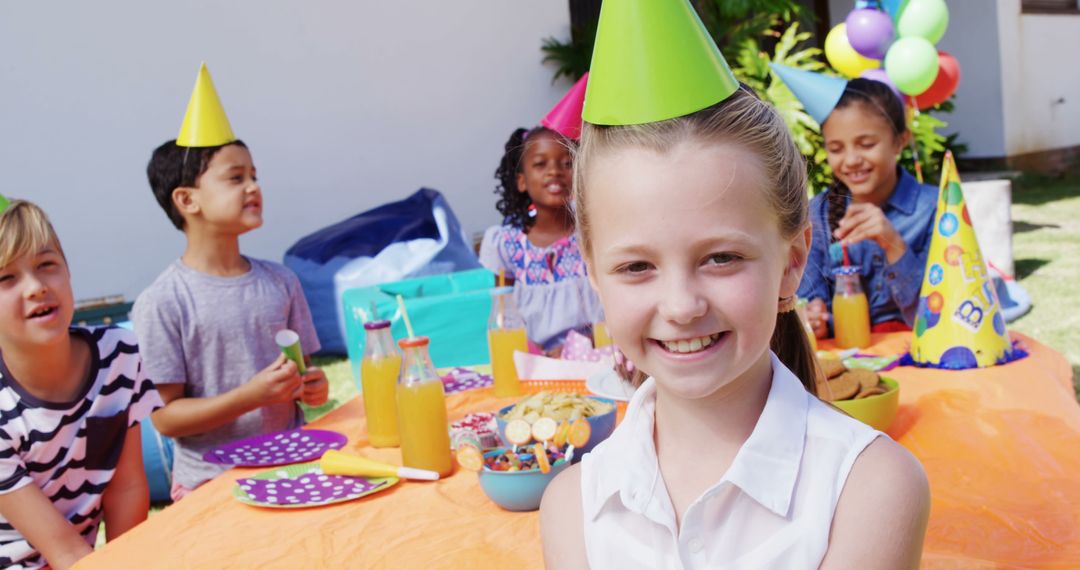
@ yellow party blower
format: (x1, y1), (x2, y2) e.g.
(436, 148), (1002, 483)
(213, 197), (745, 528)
(320, 450), (440, 481)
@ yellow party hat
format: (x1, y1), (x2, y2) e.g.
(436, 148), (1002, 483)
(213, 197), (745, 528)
(909, 152), (1016, 369)
(176, 63), (236, 147)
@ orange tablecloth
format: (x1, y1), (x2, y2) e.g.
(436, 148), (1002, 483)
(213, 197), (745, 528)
(78, 332), (1080, 569)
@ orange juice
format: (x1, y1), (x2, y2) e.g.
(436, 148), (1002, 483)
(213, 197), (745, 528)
(396, 379), (452, 477)
(489, 327), (527, 397)
(833, 293), (871, 349)
(360, 354), (402, 447)
(593, 321), (612, 348)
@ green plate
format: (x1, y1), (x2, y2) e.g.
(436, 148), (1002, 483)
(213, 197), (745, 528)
(232, 460), (398, 509)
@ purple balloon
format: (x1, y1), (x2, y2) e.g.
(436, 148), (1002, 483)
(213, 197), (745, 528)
(846, 8), (895, 60)
(860, 68), (905, 106)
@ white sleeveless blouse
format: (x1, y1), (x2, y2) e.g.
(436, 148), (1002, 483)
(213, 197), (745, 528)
(580, 353), (882, 569)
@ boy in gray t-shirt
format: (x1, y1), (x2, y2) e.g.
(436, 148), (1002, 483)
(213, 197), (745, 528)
(133, 75), (328, 496)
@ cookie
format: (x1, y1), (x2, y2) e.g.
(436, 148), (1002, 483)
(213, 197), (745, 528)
(855, 384), (888, 399)
(819, 358), (847, 380)
(824, 372), (860, 401)
(848, 368), (880, 391)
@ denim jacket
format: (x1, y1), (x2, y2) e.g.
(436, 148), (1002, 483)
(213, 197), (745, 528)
(798, 168), (939, 327)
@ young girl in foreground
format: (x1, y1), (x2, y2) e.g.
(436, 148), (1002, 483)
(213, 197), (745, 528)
(539, 86), (930, 568)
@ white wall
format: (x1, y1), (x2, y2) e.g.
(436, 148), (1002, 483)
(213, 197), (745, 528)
(0, 1), (571, 302)
(1008, 11), (1080, 155)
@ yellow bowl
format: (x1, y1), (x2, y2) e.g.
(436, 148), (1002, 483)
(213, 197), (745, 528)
(832, 376), (899, 432)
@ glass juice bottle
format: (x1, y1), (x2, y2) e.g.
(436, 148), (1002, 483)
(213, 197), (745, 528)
(794, 298), (818, 352)
(488, 287), (528, 397)
(360, 320), (401, 448)
(832, 267), (872, 349)
(396, 336), (452, 477)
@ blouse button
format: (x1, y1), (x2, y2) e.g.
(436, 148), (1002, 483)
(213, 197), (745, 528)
(874, 254), (883, 266)
(688, 537), (704, 553)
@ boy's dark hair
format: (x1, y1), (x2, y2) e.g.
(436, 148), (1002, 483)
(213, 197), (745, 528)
(493, 126), (562, 232)
(826, 78), (908, 238)
(146, 139), (247, 230)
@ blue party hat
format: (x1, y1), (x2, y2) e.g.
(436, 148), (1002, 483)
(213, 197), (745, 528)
(770, 63), (848, 126)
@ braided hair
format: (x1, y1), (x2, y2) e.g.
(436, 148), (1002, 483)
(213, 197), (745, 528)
(824, 78), (907, 238)
(493, 126), (562, 231)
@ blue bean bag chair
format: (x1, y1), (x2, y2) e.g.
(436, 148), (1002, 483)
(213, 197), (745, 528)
(284, 188), (482, 354)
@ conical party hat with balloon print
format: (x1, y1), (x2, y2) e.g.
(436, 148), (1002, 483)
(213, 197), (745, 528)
(909, 152), (1020, 369)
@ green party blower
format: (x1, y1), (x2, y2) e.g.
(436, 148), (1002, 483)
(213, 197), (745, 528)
(274, 329), (307, 375)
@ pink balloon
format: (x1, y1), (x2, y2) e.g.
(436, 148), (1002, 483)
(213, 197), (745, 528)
(860, 68), (905, 106)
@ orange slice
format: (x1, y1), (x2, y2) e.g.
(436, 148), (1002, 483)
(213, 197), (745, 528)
(455, 443), (483, 472)
(568, 419), (591, 449)
(533, 443), (551, 474)
(531, 417), (558, 442)
(504, 419), (532, 446)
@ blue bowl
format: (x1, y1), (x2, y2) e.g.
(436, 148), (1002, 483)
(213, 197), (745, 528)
(495, 396), (617, 460)
(477, 449), (572, 511)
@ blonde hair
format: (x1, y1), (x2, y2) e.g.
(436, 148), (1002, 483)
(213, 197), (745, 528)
(0, 200), (67, 269)
(573, 86), (821, 393)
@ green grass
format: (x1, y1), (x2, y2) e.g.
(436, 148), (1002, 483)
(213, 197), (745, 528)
(301, 356), (358, 422)
(1006, 173), (1080, 400)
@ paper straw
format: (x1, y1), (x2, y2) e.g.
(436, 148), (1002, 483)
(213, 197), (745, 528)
(396, 295), (415, 339)
(842, 243), (850, 267)
(497, 268), (505, 288)
(906, 97), (925, 184)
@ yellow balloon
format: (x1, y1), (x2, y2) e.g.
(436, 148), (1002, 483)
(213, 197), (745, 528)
(825, 23), (881, 78)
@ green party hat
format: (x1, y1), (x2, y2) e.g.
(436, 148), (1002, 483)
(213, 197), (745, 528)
(0, 193), (9, 213)
(582, 0), (740, 126)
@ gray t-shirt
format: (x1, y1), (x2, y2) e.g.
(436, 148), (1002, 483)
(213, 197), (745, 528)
(132, 257), (320, 488)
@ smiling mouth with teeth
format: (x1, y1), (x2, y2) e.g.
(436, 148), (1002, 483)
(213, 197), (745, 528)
(658, 333), (723, 354)
(28, 306), (57, 319)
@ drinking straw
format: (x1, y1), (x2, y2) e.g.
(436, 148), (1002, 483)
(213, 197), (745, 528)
(370, 301), (379, 320)
(842, 243), (851, 267)
(396, 295), (415, 339)
(496, 269), (506, 330)
(906, 97), (925, 184)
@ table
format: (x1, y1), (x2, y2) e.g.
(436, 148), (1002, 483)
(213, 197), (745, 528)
(77, 332), (1080, 569)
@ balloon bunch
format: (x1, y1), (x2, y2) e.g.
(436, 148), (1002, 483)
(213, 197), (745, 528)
(825, 0), (960, 110)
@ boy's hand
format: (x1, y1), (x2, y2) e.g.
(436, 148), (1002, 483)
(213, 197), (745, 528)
(806, 298), (831, 340)
(245, 353), (303, 407)
(299, 366), (330, 407)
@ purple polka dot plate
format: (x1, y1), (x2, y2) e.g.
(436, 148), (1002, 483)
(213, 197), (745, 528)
(204, 428), (348, 467)
(233, 461), (398, 509)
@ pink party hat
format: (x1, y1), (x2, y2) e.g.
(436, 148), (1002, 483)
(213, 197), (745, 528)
(541, 73), (588, 140)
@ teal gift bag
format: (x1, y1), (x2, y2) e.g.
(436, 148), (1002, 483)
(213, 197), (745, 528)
(343, 269), (496, 391)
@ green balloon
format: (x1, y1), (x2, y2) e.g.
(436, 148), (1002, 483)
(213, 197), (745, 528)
(884, 37), (939, 95)
(897, 0), (949, 43)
